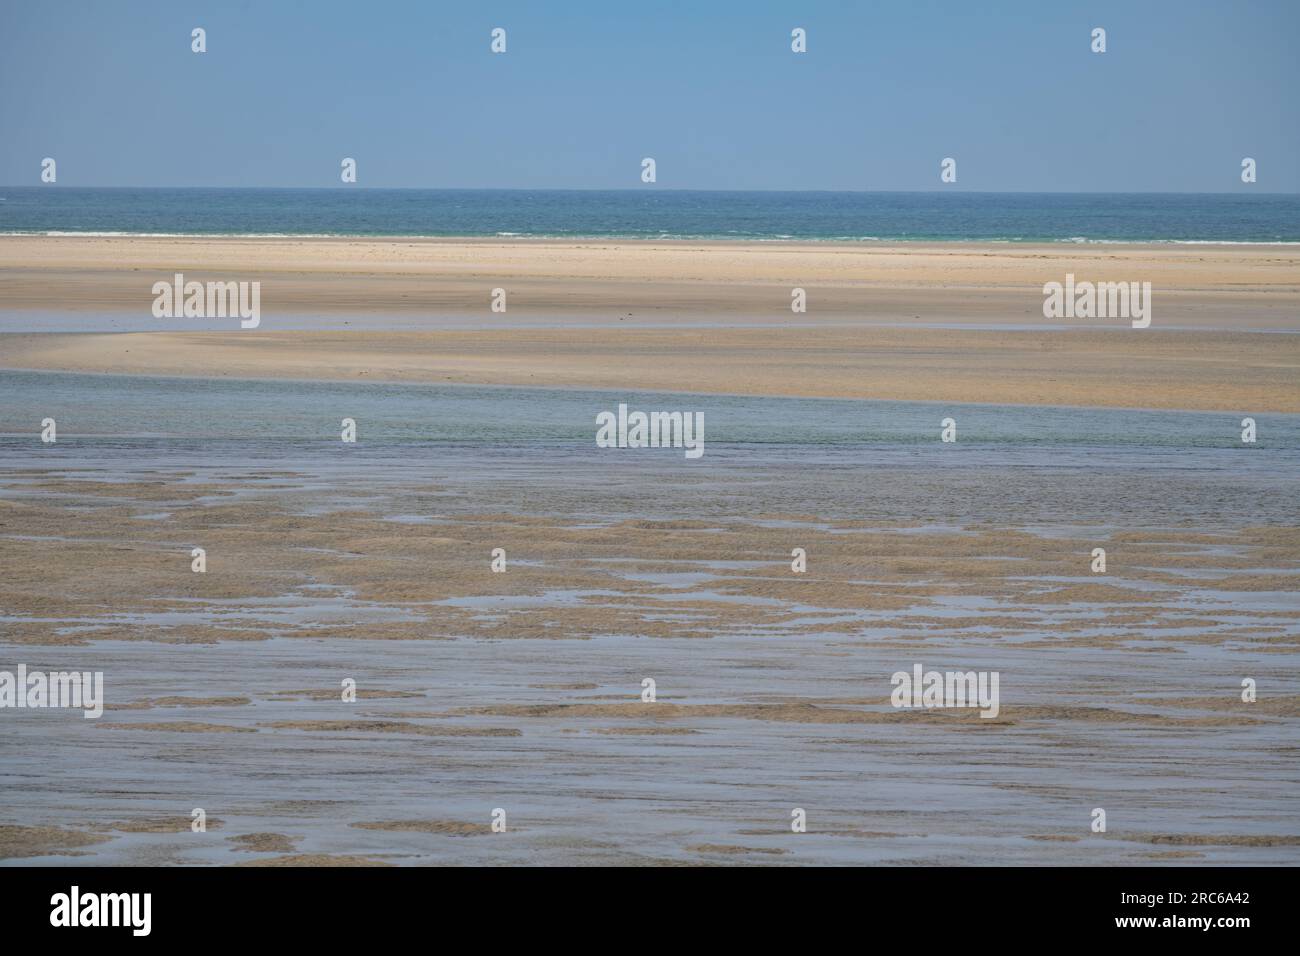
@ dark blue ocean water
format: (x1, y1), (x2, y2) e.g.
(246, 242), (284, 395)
(1, 188), (1297, 242)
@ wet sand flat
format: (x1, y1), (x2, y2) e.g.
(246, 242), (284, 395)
(2, 399), (1297, 865)
(5, 326), (1300, 412)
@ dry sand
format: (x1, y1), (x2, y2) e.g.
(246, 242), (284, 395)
(2, 235), (1297, 325)
(2, 235), (1299, 411)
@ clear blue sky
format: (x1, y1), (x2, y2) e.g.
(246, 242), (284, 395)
(2, 0), (1296, 191)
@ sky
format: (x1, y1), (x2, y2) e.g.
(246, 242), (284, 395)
(1, 0), (1297, 191)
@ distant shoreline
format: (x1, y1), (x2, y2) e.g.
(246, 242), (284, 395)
(3, 233), (1296, 412)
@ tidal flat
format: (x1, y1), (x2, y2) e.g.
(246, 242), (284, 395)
(1, 372), (1298, 865)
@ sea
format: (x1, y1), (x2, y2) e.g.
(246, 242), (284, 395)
(1, 188), (1297, 243)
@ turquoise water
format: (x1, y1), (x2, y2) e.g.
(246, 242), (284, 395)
(3, 370), (1296, 527)
(2, 188), (1297, 242)
(2, 369), (1295, 448)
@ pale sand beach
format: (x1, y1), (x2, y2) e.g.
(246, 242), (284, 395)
(2, 235), (1298, 326)
(2, 236), (1299, 412)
